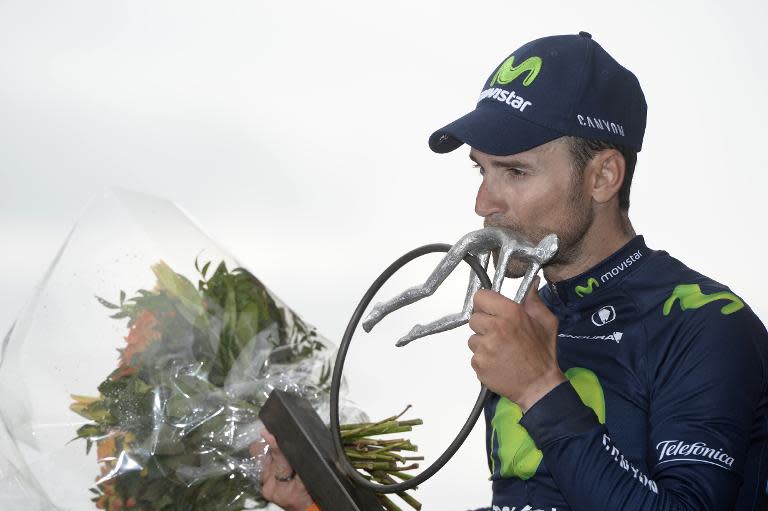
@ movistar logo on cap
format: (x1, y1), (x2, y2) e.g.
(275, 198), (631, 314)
(477, 55), (542, 113)
(490, 55), (542, 87)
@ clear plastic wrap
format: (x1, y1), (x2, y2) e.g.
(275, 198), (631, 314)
(0, 188), (361, 511)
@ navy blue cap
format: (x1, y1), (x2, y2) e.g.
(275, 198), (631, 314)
(429, 32), (647, 155)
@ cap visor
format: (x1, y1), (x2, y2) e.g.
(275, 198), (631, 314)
(429, 105), (563, 156)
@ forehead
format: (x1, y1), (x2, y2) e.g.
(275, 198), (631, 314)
(469, 137), (570, 167)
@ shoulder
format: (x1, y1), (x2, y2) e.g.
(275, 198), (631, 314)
(624, 246), (761, 330)
(623, 247), (768, 388)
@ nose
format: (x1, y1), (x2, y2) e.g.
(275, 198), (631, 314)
(474, 177), (504, 218)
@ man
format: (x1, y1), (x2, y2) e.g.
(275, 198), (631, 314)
(262, 32), (768, 510)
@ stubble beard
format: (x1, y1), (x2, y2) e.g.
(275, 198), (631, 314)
(489, 186), (594, 279)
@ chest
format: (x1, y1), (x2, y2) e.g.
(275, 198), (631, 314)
(555, 298), (651, 467)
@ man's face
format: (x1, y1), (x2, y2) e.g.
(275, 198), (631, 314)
(471, 137), (593, 278)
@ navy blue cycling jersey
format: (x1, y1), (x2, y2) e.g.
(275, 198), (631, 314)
(483, 235), (768, 511)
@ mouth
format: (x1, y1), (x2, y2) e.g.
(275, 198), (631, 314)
(483, 222), (527, 242)
(483, 219), (519, 231)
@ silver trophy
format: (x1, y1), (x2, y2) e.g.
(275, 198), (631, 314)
(264, 227), (559, 510)
(363, 228), (559, 345)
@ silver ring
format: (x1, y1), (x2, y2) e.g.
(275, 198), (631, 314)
(274, 470), (296, 482)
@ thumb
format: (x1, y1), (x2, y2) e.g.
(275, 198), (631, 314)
(261, 428), (278, 449)
(523, 276), (558, 332)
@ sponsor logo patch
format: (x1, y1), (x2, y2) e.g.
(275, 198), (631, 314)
(600, 250), (642, 284)
(577, 114), (626, 137)
(490, 55), (542, 87)
(575, 277), (599, 298)
(662, 284), (744, 316)
(559, 332), (623, 343)
(478, 55), (542, 113)
(604, 434), (659, 493)
(591, 305), (616, 326)
(574, 250), (643, 299)
(655, 440), (735, 470)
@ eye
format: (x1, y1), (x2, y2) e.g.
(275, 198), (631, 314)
(472, 163), (485, 176)
(506, 167), (527, 178)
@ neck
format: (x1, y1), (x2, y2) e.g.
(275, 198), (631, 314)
(543, 208), (635, 282)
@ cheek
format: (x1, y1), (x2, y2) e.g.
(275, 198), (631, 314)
(520, 185), (583, 237)
(513, 184), (566, 223)
(484, 173), (577, 228)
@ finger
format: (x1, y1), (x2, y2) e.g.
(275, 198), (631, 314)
(249, 438), (267, 458)
(473, 289), (518, 317)
(521, 276), (545, 312)
(470, 353), (481, 375)
(261, 449), (273, 481)
(261, 428), (278, 448)
(261, 471), (276, 501)
(261, 429), (291, 469)
(523, 277), (558, 332)
(468, 312), (493, 334)
(467, 333), (482, 353)
(525, 276), (541, 300)
(268, 450), (294, 479)
(273, 461), (294, 478)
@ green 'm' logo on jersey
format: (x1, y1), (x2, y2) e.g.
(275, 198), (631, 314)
(490, 367), (605, 479)
(575, 277), (600, 298)
(490, 55), (543, 87)
(663, 284), (744, 316)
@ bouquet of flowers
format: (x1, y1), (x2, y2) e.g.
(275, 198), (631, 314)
(0, 189), (421, 511)
(69, 258), (332, 510)
(70, 258), (423, 511)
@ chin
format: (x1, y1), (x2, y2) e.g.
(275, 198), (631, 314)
(490, 247), (530, 280)
(504, 265), (528, 279)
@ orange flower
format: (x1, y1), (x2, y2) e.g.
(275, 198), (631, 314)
(97, 436), (117, 462)
(120, 310), (162, 367)
(111, 366), (137, 380)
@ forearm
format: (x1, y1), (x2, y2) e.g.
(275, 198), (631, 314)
(519, 382), (741, 511)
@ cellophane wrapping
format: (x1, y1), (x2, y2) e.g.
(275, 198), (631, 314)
(0, 188), (363, 511)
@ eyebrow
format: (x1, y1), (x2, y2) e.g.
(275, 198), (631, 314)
(468, 152), (532, 169)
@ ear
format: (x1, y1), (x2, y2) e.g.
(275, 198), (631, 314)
(587, 149), (625, 205)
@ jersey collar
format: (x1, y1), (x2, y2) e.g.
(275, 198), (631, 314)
(546, 235), (649, 307)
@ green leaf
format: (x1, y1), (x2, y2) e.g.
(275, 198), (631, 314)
(234, 303), (261, 349)
(76, 424), (103, 438)
(202, 261), (211, 278)
(215, 280), (240, 378)
(95, 295), (120, 309)
(155, 494), (175, 509)
(120, 290), (126, 305)
(151, 260), (206, 324)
